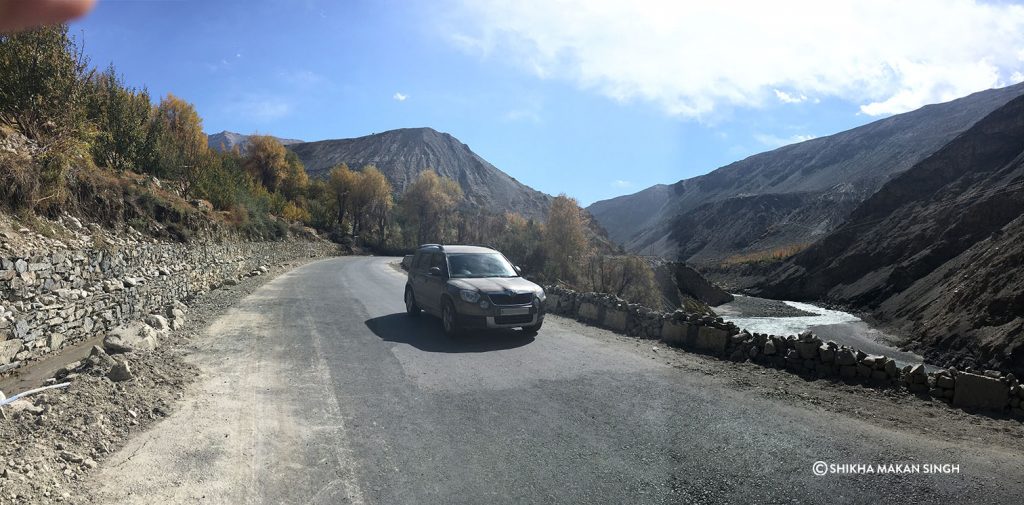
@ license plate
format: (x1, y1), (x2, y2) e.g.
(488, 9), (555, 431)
(500, 307), (530, 316)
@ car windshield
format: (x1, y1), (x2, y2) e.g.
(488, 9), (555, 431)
(447, 253), (518, 278)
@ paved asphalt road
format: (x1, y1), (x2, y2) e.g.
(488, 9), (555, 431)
(92, 256), (1024, 504)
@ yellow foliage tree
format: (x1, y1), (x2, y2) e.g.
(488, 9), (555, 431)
(328, 163), (358, 230)
(353, 165), (394, 244)
(399, 170), (462, 245)
(243, 135), (289, 192)
(151, 93), (208, 195)
(543, 194), (592, 283)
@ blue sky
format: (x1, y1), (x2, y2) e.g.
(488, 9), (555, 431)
(71, 0), (1024, 206)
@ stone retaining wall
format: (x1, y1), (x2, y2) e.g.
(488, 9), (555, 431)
(544, 285), (1024, 420)
(0, 240), (340, 375)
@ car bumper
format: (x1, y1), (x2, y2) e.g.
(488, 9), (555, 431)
(455, 301), (545, 329)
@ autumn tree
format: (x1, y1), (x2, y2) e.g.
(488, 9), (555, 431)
(328, 163), (358, 230)
(352, 165), (393, 244)
(0, 25), (90, 211)
(543, 194), (591, 283)
(243, 135), (290, 193)
(398, 170), (463, 245)
(279, 149), (309, 201)
(583, 255), (659, 307)
(0, 25), (88, 142)
(150, 93), (208, 195)
(86, 64), (152, 172)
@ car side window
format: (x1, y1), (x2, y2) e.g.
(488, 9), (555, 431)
(412, 252), (427, 271)
(430, 253), (446, 273)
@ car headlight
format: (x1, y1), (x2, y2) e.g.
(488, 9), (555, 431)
(536, 290), (546, 302)
(460, 289), (481, 303)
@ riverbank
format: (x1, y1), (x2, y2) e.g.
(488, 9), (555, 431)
(717, 295), (930, 368)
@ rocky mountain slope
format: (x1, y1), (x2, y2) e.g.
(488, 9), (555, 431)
(754, 94), (1024, 375)
(206, 131), (303, 152)
(287, 127), (552, 219)
(588, 83), (1024, 263)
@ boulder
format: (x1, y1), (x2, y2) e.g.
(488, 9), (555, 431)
(145, 314), (170, 331)
(103, 322), (160, 353)
(0, 339), (23, 365)
(835, 349), (857, 366)
(47, 332), (65, 351)
(763, 340), (777, 356)
(107, 360), (133, 382)
(953, 372), (1009, 411)
(89, 345), (117, 368)
(936, 374), (955, 389)
(884, 359), (899, 378)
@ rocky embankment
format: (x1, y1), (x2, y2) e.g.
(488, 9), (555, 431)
(0, 218), (339, 378)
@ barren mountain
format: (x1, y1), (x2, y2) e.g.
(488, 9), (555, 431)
(588, 83), (1024, 263)
(754, 94), (1024, 375)
(206, 131), (304, 152)
(287, 127), (552, 219)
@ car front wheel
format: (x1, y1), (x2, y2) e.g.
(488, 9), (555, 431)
(405, 288), (421, 316)
(441, 299), (462, 337)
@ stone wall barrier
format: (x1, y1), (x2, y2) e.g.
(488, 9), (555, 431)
(542, 284), (1023, 421)
(0, 240), (340, 376)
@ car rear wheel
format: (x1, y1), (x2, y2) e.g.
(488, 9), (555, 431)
(441, 299), (462, 337)
(405, 288), (421, 316)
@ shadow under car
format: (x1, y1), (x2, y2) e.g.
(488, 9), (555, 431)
(364, 313), (535, 353)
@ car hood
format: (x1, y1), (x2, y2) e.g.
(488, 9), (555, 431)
(449, 276), (542, 294)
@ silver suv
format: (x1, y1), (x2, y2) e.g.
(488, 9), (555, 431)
(404, 244), (545, 337)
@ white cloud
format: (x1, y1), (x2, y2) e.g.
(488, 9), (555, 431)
(754, 133), (816, 148)
(393, 92), (408, 102)
(612, 179), (633, 188)
(448, 0), (1024, 118)
(774, 89), (808, 104)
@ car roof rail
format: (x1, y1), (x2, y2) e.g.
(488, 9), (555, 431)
(417, 243), (443, 250)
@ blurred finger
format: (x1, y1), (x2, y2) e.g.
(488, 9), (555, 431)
(0, 0), (96, 33)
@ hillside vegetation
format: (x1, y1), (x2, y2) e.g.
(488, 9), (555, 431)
(0, 25), (720, 312)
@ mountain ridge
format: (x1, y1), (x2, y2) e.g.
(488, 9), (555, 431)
(588, 83), (1024, 263)
(286, 127), (553, 219)
(206, 130), (303, 152)
(753, 94), (1024, 374)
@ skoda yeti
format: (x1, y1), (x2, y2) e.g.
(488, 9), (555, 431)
(404, 244), (545, 336)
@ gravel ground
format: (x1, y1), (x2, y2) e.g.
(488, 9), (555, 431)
(0, 256), (327, 505)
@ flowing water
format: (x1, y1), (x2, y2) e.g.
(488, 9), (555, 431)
(717, 295), (930, 368)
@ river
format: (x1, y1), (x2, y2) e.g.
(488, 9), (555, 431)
(716, 295), (930, 368)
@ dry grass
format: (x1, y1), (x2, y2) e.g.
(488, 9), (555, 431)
(719, 243), (810, 266)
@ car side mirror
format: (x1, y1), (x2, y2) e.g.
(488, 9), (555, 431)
(428, 266), (442, 276)
(513, 265), (522, 275)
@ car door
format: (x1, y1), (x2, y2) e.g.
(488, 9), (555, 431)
(410, 252), (431, 309)
(419, 252), (448, 314)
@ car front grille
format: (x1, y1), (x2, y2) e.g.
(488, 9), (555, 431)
(488, 293), (534, 305)
(495, 314), (534, 325)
